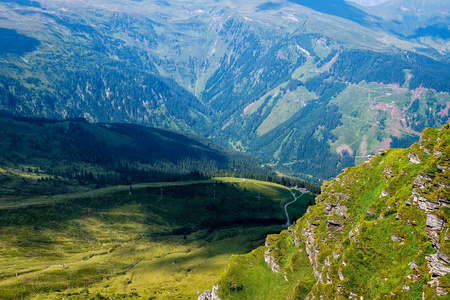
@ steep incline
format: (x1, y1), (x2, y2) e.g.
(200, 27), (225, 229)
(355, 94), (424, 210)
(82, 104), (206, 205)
(0, 116), (269, 197)
(201, 123), (450, 299)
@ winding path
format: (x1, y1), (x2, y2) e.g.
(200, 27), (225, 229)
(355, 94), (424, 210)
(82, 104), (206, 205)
(284, 190), (305, 226)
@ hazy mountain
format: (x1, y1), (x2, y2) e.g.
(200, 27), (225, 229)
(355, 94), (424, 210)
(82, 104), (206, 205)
(0, 0), (448, 181)
(346, 0), (390, 6)
(362, 0), (450, 38)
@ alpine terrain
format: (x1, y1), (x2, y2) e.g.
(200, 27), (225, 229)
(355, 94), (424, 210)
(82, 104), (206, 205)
(0, 0), (448, 180)
(200, 122), (450, 299)
(0, 0), (449, 299)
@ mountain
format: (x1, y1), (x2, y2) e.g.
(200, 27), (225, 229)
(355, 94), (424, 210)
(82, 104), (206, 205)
(200, 123), (450, 299)
(0, 0), (449, 181)
(0, 115), (272, 198)
(361, 0), (450, 39)
(346, 0), (390, 6)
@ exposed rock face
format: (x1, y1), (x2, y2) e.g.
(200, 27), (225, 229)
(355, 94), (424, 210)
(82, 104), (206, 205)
(409, 167), (450, 295)
(378, 149), (387, 156)
(327, 219), (344, 232)
(264, 239), (281, 273)
(198, 285), (221, 300)
(205, 124), (450, 299)
(408, 151), (421, 164)
(323, 202), (348, 217)
(381, 190), (390, 197)
(302, 222), (322, 278)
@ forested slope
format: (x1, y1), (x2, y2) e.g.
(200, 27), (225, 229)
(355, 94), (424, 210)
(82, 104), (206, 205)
(0, 115), (269, 197)
(0, 0), (449, 181)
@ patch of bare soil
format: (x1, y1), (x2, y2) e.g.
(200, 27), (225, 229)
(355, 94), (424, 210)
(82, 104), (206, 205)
(335, 144), (354, 157)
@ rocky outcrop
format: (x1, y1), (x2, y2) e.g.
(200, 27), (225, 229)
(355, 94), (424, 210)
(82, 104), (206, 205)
(302, 222), (321, 278)
(409, 169), (450, 294)
(205, 124), (450, 300)
(327, 219), (344, 232)
(323, 202), (348, 218)
(198, 285), (221, 300)
(408, 151), (421, 164)
(264, 242), (281, 273)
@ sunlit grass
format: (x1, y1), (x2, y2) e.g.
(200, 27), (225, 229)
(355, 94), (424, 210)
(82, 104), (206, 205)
(0, 178), (314, 299)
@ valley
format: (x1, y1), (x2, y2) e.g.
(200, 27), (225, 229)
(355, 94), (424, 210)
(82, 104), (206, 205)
(0, 0), (449, 299)
(0, 0), (448, 180)
(0, 177), (315, 300)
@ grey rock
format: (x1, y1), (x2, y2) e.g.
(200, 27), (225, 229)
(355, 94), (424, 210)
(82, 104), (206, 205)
(414, 173), (434, 189)
(390, 235), (400, 242)
(427, 213), (445, 231)
(426, 228), (440, 246)
(439, 196), (450, 204)
(264, 240), (281, 273)
(437, 165), (447, 172)
(381, 190), (390, 197)
(324, 203), (348, 218)
(378, 149), (387, 156)
(408, 151), (421, 164)
(423, 148), (432, 156)
(438, 251), (450, 265)
(409, 260), (418, 270)
(426, 254), (450, 277)
(428, 200), (441, 211)
(327, 219), (344, 232)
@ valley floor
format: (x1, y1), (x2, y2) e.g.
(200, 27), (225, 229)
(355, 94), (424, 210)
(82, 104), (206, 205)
(0, 178), (315, 299)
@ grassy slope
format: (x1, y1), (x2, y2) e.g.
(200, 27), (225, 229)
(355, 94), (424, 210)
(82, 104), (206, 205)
(213, 124), (450, 299)
(0, 177), (315, 300)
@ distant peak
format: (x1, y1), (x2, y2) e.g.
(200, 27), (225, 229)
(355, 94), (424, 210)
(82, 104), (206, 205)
(345, 0), (391, 6)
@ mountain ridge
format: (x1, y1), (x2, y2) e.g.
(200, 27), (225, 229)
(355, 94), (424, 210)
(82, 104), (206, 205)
(0, 115), (273, 198)
(201, 122), (450, 299)
(0, 0), (448, 180)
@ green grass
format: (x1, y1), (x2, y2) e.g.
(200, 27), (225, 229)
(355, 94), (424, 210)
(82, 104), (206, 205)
(0, 177), (315, 299)
(212, 124), (450, 299)
(330, 81), (449, 164)
(256, 85), (317, 136)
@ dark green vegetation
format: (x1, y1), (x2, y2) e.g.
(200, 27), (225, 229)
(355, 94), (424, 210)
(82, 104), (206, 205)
(0, 178), (316, 299)
(0, 115), (272, 198)
(207, 124), (450, 298)
(0, 28), (40, 54)
(0, 115), (321, 200)
(0, 0), (448, 181)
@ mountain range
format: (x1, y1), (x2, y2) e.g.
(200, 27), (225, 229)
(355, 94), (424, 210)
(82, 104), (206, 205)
(0, 0), (449, 181)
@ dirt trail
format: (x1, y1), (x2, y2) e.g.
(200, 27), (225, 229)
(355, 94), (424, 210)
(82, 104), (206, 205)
(284, 190), (305, 226)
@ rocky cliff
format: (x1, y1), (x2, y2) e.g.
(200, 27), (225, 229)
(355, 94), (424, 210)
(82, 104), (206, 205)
(201, 123), (450, 299)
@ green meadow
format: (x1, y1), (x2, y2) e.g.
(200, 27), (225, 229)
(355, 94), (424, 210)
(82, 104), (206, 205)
(0, 178), (315, 299)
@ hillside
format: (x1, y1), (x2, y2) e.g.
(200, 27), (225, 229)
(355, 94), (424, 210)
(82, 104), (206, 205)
(201, 123), (450, 299)
(0, 0), (449, 180)
(363, 0), (450, 39)
(0, 178), (316, 299)
(0, 115), (272, 199)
